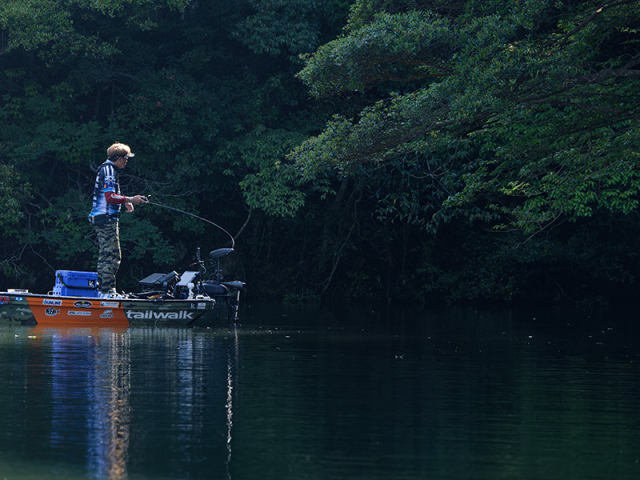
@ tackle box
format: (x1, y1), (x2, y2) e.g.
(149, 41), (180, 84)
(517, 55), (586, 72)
(53, 270), (99, 297)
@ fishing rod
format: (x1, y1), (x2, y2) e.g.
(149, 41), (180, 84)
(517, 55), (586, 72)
(142, 197), (235, 249)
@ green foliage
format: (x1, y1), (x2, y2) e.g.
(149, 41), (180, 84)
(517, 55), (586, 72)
(271, 0), (640, 305)
(2, 0), (638, 306)
(298, 10), (457, 97)
(119, 215), (177, 266)
(221, 126), (311, 217)
(0, 0), (190, 57)
(0, 164), (31, 234)
(293, 0), (640, 235)
(0, 1), (74, 53)
(233, 0), (325, 56)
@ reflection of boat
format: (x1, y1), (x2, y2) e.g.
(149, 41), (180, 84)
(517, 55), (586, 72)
(30, 324), (130, 336)
(0, 247), (244, 327)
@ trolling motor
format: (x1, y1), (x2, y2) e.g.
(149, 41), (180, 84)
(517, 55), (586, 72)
(203, 247), (245, 324)
(198, 248), (234, 295)
(209, 248), (234, 282)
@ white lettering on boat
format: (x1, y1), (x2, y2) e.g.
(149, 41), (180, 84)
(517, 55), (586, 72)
(43, 299), (63, 306)
(189, 302), (208, 310)
(101, 301), (119, 308)
(125, 310), (195, 320)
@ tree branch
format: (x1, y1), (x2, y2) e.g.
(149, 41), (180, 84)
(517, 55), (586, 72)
(557, 0), (636, 48)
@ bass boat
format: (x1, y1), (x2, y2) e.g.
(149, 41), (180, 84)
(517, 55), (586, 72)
(0, 246), (244, 327)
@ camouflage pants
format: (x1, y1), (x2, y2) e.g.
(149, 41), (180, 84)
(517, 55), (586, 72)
(95, 221), (121, 293)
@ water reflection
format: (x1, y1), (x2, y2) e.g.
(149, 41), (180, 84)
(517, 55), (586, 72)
(226, 328), (238, 480)
(87, 329), (130, 480)
(7, 325), (238, 479)
(30, 326), (131, 479)
(0, 305), (639, 480)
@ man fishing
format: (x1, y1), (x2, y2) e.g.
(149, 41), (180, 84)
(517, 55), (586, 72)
(89, 142), (148, 298)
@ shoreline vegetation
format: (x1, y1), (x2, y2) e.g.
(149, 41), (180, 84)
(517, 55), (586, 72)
(1, 0), (639, 309)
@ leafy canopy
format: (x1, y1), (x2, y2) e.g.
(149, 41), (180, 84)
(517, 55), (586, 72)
(291, 0), (640, 234)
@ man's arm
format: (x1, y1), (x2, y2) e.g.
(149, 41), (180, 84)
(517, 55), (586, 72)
(104, 191), (129, 204)
(106, 192), (148, 212)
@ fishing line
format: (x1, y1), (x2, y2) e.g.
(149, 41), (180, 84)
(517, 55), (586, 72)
(143, 197), (235, 249)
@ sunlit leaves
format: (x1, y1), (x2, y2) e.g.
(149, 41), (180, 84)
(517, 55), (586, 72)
(0, 1), (73, 52)
(292, 0), (640, 234)
(220, 127), (312, 217)
(298, 11), (457, 96)
(0, 0), (191, 57)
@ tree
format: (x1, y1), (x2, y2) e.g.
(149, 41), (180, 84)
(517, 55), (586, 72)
(292, 0), (640, 234)
(282, 0), (640, 304)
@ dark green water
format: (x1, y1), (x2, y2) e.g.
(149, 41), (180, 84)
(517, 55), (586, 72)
(0, 303), (639, 479)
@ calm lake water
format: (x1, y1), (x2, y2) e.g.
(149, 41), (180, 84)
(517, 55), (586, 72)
(0, 303), (639, 480)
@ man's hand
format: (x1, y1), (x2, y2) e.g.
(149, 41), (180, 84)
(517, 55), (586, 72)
(130, 195), (148, 205)
(125, 195), (148, 212)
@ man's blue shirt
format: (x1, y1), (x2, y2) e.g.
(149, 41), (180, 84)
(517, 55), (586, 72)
(89, 160), (122, 218)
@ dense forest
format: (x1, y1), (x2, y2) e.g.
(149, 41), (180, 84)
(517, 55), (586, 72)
(0, 0), (639, 308)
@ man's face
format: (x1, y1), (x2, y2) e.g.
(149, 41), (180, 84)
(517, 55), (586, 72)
(113, 155), (129, 169)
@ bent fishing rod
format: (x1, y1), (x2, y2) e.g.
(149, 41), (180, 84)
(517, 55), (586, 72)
(141, 197), (235, 249)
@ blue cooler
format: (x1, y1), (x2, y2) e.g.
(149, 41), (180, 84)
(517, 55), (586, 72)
(53, 270), (99, 297)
